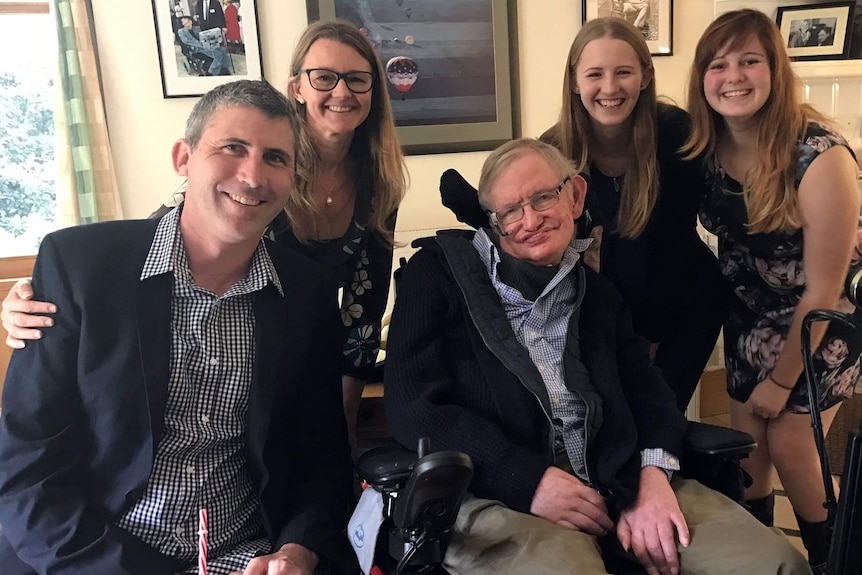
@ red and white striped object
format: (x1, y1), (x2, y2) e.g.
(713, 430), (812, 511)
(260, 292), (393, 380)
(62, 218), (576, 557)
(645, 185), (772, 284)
(198, 508), (208, 575)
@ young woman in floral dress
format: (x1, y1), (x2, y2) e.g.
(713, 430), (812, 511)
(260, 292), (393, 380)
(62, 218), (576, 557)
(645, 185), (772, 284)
(684, 10), (862, 573)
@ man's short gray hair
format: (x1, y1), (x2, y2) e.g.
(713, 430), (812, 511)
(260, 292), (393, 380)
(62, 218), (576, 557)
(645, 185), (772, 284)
(184, 80), (293, 150)
(477, 138), (580, 211)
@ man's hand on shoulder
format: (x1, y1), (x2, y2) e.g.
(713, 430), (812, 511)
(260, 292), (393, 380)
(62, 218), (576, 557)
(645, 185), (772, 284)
(529, 466), (614, 536)
(617, 466), (690, 575)
(230, 543), (318, 575)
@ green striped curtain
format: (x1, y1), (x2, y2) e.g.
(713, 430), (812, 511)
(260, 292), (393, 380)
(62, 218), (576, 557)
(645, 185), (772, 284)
(53, 0), (122, 225)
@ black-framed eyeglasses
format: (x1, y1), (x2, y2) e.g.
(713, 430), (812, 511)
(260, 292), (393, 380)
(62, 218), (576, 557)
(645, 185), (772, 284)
(488, 176), (570, 236)
(303, 68), (375, 93)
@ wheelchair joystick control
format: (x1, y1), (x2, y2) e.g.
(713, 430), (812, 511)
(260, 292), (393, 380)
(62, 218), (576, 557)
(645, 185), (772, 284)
(356, 438), (474, 574)
(417, 437), (430, 459)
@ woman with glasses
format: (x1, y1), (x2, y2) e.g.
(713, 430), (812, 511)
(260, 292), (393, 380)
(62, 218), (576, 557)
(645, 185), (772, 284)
(282, 20), (405, 455)
(1, 20), (407, 457)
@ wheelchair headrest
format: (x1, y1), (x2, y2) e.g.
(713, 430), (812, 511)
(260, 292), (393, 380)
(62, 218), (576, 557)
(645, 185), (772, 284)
(439, 169), (487, 230)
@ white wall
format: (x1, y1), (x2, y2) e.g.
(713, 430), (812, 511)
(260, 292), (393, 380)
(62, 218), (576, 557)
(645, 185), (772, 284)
(90, 0), (715, 234)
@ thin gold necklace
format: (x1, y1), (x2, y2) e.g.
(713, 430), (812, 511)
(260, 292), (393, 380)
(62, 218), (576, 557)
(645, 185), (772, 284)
(322, 165), (345, 207)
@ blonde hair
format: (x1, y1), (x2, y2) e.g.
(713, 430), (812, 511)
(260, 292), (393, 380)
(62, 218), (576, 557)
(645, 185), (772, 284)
(545, 17), (658, 238)
(682, 9), (830, 233)
(286, 20), (406, 244)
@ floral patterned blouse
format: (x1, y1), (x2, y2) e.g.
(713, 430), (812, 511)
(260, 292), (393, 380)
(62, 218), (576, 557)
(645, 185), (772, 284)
(700, 123), (862, 412)
(268, 187), (394, 382)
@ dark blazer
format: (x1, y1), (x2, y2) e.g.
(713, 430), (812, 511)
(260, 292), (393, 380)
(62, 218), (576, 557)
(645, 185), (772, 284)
(0, 218), (354, 575)
(195, 0), (226, 30)
(384, 230), (686, 515)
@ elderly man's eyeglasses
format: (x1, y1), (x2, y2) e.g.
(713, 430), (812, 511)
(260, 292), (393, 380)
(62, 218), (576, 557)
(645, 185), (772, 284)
(303, 68), (375, 93)
(488, 177), (571, 235)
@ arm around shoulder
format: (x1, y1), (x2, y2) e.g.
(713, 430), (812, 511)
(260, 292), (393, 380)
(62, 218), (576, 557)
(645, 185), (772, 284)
(2, 277), (57, 348)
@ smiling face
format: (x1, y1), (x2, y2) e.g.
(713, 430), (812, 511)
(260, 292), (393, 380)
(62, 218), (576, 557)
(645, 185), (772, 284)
(703, 35), (771, 128)
(489, 151), (586, 266)
(290, 38), (374, 140)
(173, 105), (294, 250)
(573, 36), (651, 132)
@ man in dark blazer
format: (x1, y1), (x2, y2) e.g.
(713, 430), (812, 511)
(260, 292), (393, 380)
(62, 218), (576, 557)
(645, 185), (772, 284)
(384, 139), (809, 575)
(0, 80), (354, 575)
(195, 0), (227, 31)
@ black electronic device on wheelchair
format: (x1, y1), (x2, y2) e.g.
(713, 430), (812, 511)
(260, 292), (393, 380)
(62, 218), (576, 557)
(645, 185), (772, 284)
(802, 265), (862, 575)
(355, 438), (473, 575)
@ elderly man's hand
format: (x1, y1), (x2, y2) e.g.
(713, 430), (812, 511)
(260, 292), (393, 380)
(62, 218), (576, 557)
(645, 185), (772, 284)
(229, 543), (318, 575)
(530, 466), (614, 536)
(617, 467), (689, 575)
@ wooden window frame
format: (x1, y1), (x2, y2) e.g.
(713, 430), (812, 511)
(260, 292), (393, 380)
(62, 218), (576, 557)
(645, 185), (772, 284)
(0, 2), (49, 15)
(0, 0), (49, 274)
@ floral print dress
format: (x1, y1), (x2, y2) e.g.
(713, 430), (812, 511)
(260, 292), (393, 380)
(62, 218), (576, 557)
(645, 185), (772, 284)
(268, 188), (394, 382)
(700, 123), (862, 412)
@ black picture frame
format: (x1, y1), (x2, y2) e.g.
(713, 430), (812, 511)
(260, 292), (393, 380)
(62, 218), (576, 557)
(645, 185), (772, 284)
(776, 2), (854, 62)
(152, 0), (264, 98)
(306, 0), (519, 155)
(582, 0), (673, 56)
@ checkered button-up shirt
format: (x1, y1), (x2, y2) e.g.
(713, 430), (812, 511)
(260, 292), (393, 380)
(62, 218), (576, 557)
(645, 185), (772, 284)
(116, 208), (283, 574)
(473, 229), (679, 481)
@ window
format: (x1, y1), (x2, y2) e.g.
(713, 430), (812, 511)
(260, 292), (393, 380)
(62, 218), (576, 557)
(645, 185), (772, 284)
(0, 1), (57, 257)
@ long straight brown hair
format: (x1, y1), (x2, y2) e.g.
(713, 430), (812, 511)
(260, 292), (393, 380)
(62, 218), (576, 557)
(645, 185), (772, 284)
(286, 20), (406, 244)
(682, 9), (830, 233)
(544, 17), (659, 238)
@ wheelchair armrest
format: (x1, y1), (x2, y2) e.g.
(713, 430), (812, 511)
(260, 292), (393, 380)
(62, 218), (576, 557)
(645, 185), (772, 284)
(356, 445), (417, 489)
(684, 421), (756, 459)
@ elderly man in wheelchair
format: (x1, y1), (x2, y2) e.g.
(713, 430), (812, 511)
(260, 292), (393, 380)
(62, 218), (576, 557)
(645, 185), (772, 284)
(367, 138), (811, 575)
(176, 15), (230, 77)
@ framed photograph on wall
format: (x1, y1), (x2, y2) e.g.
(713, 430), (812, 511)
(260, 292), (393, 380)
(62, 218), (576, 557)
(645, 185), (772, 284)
(152, 0), (264, 98)
(847, 4), (862, 59)
(583, 0), (673, 56)
(777, 2), (854, 62)
(306, 0), (518, 155)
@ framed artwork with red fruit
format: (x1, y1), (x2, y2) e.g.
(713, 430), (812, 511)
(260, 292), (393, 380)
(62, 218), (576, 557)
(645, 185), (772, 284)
(306, 0), (518, 155)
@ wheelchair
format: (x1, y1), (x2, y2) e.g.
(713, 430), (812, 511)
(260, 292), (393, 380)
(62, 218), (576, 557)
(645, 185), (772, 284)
(353, 168), (760, 575)
(179, 40), (214, 77)
(802, 265), (862, 575)
(357, 426), (755, 575)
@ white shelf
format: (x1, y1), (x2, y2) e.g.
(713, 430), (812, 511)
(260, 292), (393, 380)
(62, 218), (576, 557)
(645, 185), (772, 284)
(792, 60), (862, 80)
